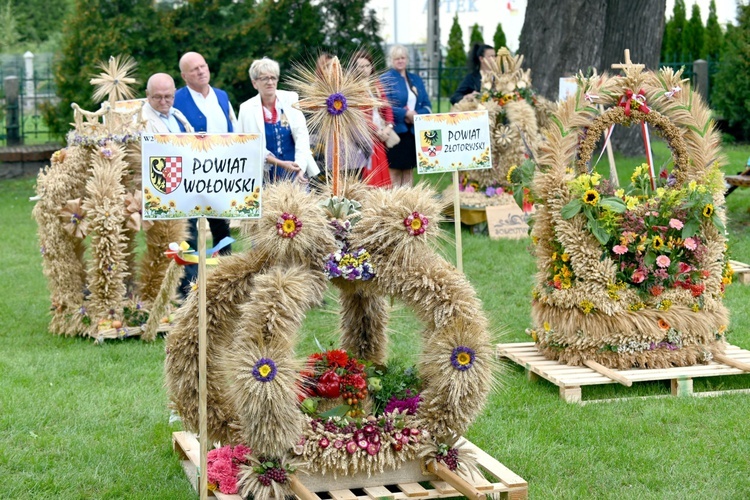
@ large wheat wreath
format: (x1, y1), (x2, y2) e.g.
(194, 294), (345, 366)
(529, 65), (730, 370)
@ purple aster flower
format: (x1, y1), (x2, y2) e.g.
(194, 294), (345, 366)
(450, 346), (475, 371)
(252, 357), (277, 382)
(326, 93), (348, 115)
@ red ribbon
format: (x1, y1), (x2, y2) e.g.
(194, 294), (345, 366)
(618, 89), (650, 117)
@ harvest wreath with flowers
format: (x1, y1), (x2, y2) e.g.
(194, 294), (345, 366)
(450, 47), (553, 209)
(165, 181), (495, 498)
(526, 64), (730, 369)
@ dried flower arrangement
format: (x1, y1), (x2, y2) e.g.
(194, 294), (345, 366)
(527, 63), (730, 369)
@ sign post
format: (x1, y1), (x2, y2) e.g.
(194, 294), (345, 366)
(414, 111), (492, 272)
(141, 133), (263, 500)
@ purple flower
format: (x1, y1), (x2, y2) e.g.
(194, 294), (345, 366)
(485, 186), (496, 197)
(326, 93), (348, 115)
(384, 393), (421, 415)
(450, 346), (475, 371)
(252, 358), (277, 382)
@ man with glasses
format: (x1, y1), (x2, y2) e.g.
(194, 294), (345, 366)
(173, 52), (236, 298)
(143, 73), (193, 134)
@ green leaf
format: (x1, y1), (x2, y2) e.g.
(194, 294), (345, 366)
(318, 404), (351, 418)
(588, 218), (610, 245)
(682, 219), (700, 238)
(264, 461), (275, 468)
(644, 252), (656, 267)
(712, 214), (726, 232)
(513, 188), (525, 211)
(599, 197), (627, 213)
(561, 199), (583, 219)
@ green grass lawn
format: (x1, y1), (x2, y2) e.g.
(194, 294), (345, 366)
(2, 142), (750, 498)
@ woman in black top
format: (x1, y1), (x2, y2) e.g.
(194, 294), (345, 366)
(450, 43), (496, 105)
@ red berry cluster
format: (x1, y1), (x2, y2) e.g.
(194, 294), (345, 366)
(436, 447), (460, 471)
(341, 372), (368, 417)
(258, 466), (287, 486)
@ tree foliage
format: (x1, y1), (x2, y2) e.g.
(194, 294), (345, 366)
(663, 0), (687, 62)
(44, 0), (173, 137)
(445, 14), (466, 68)
(469, 23), (484, 46)
(319, 0), (383, 65)
(44, 0), (383, 138)
(712, 4), (750, 140)
(705, 0), (723, 60)
(493, 22), (507, 50)
(683, 3), (705, 61)
(443, 13), (465, 95)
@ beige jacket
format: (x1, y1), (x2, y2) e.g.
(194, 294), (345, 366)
(142, 102), (194, 134)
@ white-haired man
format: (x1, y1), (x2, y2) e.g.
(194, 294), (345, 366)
(142, 73), (193, 134)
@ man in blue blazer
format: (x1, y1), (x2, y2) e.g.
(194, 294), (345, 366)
(173, 51), (236, 297)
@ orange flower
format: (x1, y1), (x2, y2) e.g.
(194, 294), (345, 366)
(657, 318), (670, 330)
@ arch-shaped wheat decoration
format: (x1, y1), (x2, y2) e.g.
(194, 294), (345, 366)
(528, 65), (730, 370)
(164, 181), (494, 498)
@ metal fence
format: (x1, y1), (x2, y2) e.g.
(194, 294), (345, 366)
(1, 52), (58, 147)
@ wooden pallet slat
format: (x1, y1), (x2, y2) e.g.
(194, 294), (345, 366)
(172, 431), (528, 499)
(729, 260), (750, 285)
(498, 341), (750, 403)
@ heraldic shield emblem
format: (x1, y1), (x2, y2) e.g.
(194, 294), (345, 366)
(149, 156), (183, 194)
(420, 129), (442, 157)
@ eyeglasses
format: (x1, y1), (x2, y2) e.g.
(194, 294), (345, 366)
(256, 76), (278, 83)
(150, 94), (174, 101)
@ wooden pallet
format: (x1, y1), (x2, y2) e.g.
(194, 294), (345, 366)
(91, 323), (173, 343)
(730, 260), (750, 285)
(497, 342), (750, 403)
(173, 431), (528, 499)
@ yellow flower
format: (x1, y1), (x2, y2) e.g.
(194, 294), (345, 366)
(702, 204), (714, 218)
(590, 173), (601, 186)
(615, 189), (625, 198)
(579, 300), (595, 314)
(691, 303), (700, 312)
(551, 252), (558, 261)
(658, 299), (672, 311)
(561, 253), (570, 262)
(169, 200), (176, 208)
(410, 217), (423, 231)
(689, 180), (697, 191)
(625, 196), (639, 210)
(282, 218), (297, 234)
(582, 189), (600, 206)
(506, 165), (518, 183)
(630, 302), (645, 311)
(230, 199), (238, 207)
(651, 235), (664, 250)
(560, 278), (572, 289)
(194, 205), (201, 211)
(456, 351), (472, 365)
(258, 364), (272, 378)
(543, 321), (551, 332)
(655, 187), (666, 198)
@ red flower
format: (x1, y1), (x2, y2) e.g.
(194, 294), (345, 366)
(649, 285), (664, 297)
(326, 349), (349, 368)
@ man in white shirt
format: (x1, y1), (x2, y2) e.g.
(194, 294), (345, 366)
(173, 52), (236, 298)
(142, 73), (193, 134)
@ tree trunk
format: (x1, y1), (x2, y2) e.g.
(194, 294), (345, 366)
(519, 0), (667, 156)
